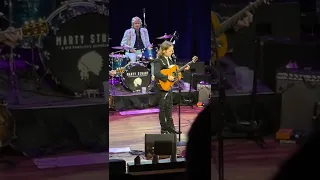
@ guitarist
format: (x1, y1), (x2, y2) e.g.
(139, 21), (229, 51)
(211, 9), (253, 76)
(153, 41), (190, 134)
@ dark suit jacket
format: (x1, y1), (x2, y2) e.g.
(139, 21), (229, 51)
(153, 55), (174, 82)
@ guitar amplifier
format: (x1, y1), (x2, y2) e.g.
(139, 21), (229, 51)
(191, 73), (211, 90)
(276, 69), (320, 132)
(197, 83), (211, 103)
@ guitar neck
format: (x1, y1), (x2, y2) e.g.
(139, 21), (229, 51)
(178, 61), (194, 72)
(217, 0), (265, 36)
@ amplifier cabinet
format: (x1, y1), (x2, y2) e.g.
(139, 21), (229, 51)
(276, 70), (320, 131)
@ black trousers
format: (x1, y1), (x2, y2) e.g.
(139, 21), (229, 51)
(155, 86), (175, 131)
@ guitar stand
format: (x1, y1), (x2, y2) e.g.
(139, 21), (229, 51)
(0, 146), (16, 171)
(28, 38), (41, 90)
(36, 69), (50, 90)
(0, 159), (16, 171)
(6, 0), (20, 105)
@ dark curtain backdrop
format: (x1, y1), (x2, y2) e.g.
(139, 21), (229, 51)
(109, 0), (211, 63)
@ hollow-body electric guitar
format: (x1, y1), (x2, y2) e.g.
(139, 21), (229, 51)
(211, 0), (272, 63)
(159, 56), (198, 91)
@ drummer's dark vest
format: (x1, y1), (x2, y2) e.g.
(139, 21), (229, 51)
(134, 30), (144, 50)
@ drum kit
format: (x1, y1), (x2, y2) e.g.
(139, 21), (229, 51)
(109, 33), (177, 93)
(1, 0), (110, 98)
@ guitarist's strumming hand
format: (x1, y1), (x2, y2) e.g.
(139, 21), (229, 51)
(168, 76), (175, 82)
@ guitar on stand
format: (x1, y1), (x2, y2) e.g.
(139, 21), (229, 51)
(159, 56), (198, 92)
(0, 19), (49, 104)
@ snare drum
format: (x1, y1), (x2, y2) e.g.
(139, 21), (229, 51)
(109, 54), (128, 70)
(122, 63), (151, 92)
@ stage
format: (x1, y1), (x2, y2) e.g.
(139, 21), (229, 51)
(108, 106), (201, 163)
(0, 70), (108, 157)
(108, 77), (282, 165)
(109, 82), (199, 111)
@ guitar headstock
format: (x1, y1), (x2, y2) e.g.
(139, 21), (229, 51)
(191, 56), (198, 63)
(116, 68), (125, 74)
(21, 18), (49, 37)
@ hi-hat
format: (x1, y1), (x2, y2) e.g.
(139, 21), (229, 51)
(156, 34), (173, 39)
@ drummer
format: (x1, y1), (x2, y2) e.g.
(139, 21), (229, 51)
(120, 17), (155, 77)
(120, 16), (152, 62)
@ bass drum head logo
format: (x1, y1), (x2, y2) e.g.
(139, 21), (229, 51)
(78, 51), (103, 81)
(42, 13), (109, 94)
(122, 65), (150, 91)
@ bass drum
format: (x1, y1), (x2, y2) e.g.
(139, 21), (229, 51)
(122, 63), (151, 92)
(38, 0), (109, 95)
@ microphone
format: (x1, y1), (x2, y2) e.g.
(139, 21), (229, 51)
(171, 54), (177, 64)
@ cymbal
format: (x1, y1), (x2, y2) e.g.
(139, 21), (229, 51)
(111, 46), (134, 50)
(156, 34), (173, 39)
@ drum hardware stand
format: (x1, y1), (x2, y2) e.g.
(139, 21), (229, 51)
(37, 69), (50, 90)
(28, 38), (41, 90)
(6, 0), (20, 105)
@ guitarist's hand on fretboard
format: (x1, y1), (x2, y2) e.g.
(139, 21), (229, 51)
(184, 65), (190, 71)
(233, 11), (253, 31)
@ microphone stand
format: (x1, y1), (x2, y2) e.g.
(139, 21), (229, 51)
(212, 24), (225, 180)
(29, 38), (41, 90)
(142, 8), (147, 28)
(177, 77), (182, 142)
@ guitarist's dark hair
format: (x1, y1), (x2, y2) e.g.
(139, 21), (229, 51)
(157, 41), (173, 57)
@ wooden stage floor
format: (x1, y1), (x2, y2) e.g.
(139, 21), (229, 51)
(109, 106), (202, 162)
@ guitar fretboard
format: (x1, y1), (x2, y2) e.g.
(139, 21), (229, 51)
(216, 0), (266, 36)
(178, 59), (196, 72)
